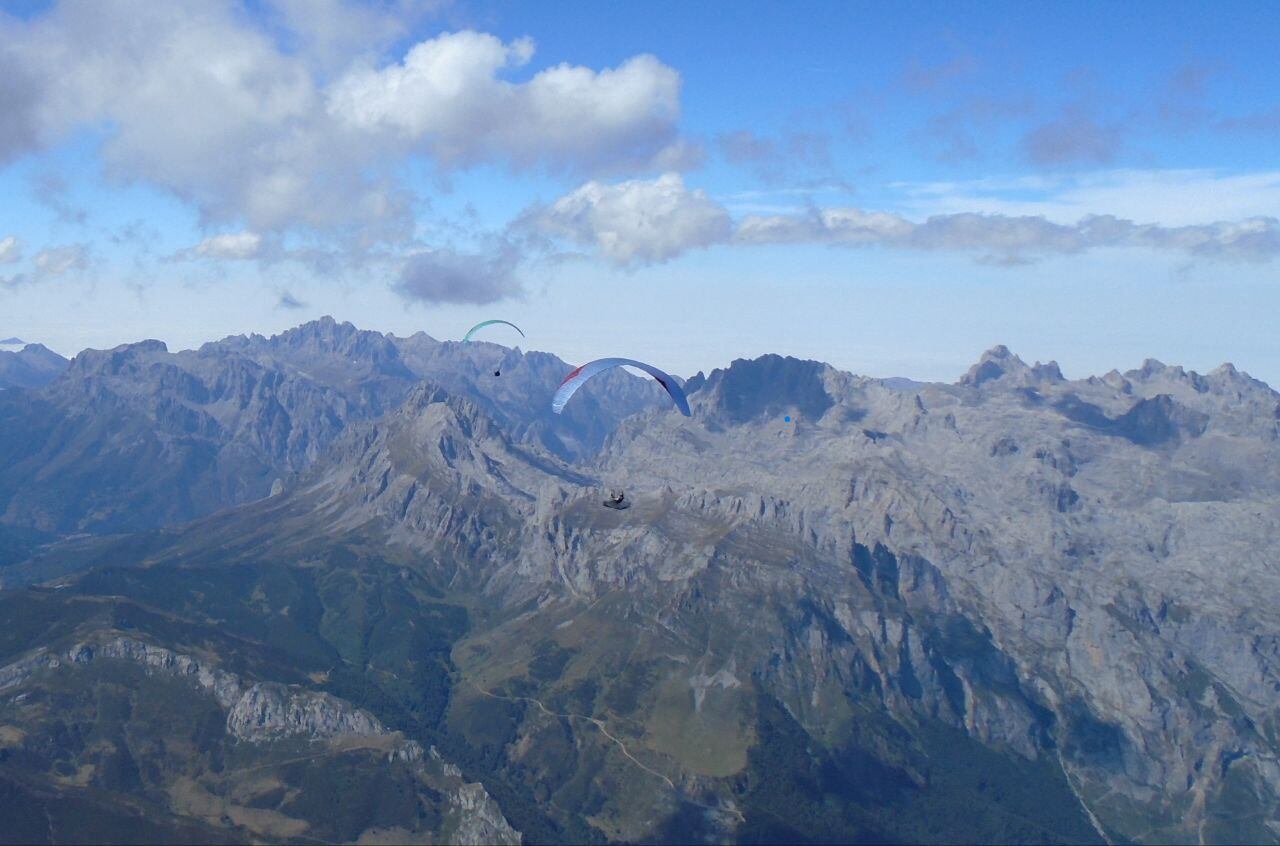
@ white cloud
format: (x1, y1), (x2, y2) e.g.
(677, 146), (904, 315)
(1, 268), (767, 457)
(193, 232), (264, 260)
(326, 30), (686, 173)
(526, 173), (1280, 266)
(522, 173), (731, 265)
(0, 236), (22, 264)
(1, 4), (690, 248)
(3, 0), (409, 240)
(261, 0), (431, 75)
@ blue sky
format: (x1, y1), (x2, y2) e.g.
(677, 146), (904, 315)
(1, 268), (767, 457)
(1, 0), (1278, 383)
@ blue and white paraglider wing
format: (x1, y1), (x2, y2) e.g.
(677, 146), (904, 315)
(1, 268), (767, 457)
(552, 357), (691, 416)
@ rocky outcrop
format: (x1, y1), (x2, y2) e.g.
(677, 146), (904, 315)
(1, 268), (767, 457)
(448, 782), (522, 846)
(227, 682), (383, 741)
(0, 634), (522, 844)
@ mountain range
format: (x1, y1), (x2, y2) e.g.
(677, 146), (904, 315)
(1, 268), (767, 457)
(1, 318), (1277, 844)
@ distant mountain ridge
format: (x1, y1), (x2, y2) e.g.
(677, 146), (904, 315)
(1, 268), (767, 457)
(0, 342), (67, 390)
(0, 317), (664, 534)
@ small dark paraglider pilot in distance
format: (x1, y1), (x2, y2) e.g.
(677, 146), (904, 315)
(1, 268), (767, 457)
(603, 489), (629, 510)
(461, 320), (524, 381)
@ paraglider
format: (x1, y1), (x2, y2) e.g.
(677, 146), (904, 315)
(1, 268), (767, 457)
(603, 490), (629, 510)
(552, 358), (692, 416)
(462, 320), (525, 343)
(462, 320), (525, 377)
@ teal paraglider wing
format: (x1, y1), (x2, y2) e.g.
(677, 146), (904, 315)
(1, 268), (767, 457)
(462, 320), (525, 342)
(552, 358), (691, 416)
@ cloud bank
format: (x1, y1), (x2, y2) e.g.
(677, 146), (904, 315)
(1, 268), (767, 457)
(524, 173), (1280, 267)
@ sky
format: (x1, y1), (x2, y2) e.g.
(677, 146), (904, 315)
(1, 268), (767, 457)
(1, 0), (1278, 384)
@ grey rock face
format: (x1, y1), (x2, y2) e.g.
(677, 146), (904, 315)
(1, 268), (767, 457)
(227, 682), (384, 741)
(449, 782), (523, 846)
(278, 346), (1280, 842)
(573, 351), (1280, 841)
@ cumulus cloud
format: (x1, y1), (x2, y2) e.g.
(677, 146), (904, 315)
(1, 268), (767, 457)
(193, 232), (265, 260)
(0, 236), (22, 265)
(2, 1), (412, 240)
(326, 30), (686, 174)
(261, 0), (431, 75)
(1, 4), (692, 249)
(394, 247), (522, 305)
(521, 173), (732, 265)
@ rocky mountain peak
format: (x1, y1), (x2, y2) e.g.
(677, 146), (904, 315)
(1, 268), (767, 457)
(1126, 358), (1199, 388)
(960, 345), (1030, 386)
(1133, 357), (1167, 378)
(1207, 361), (1270, 393)
(401, 382), (496, 435)
(699, 354), (834, 423)
(66, 339), (169, 378)
(1031, 359), (1065, 381)
(960, 346), (1068, 388)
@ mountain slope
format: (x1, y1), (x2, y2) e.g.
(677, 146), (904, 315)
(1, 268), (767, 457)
(1, 339), (1278, 843)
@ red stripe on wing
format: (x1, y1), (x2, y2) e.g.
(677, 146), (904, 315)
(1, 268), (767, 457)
(560, 364), (586, 386)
